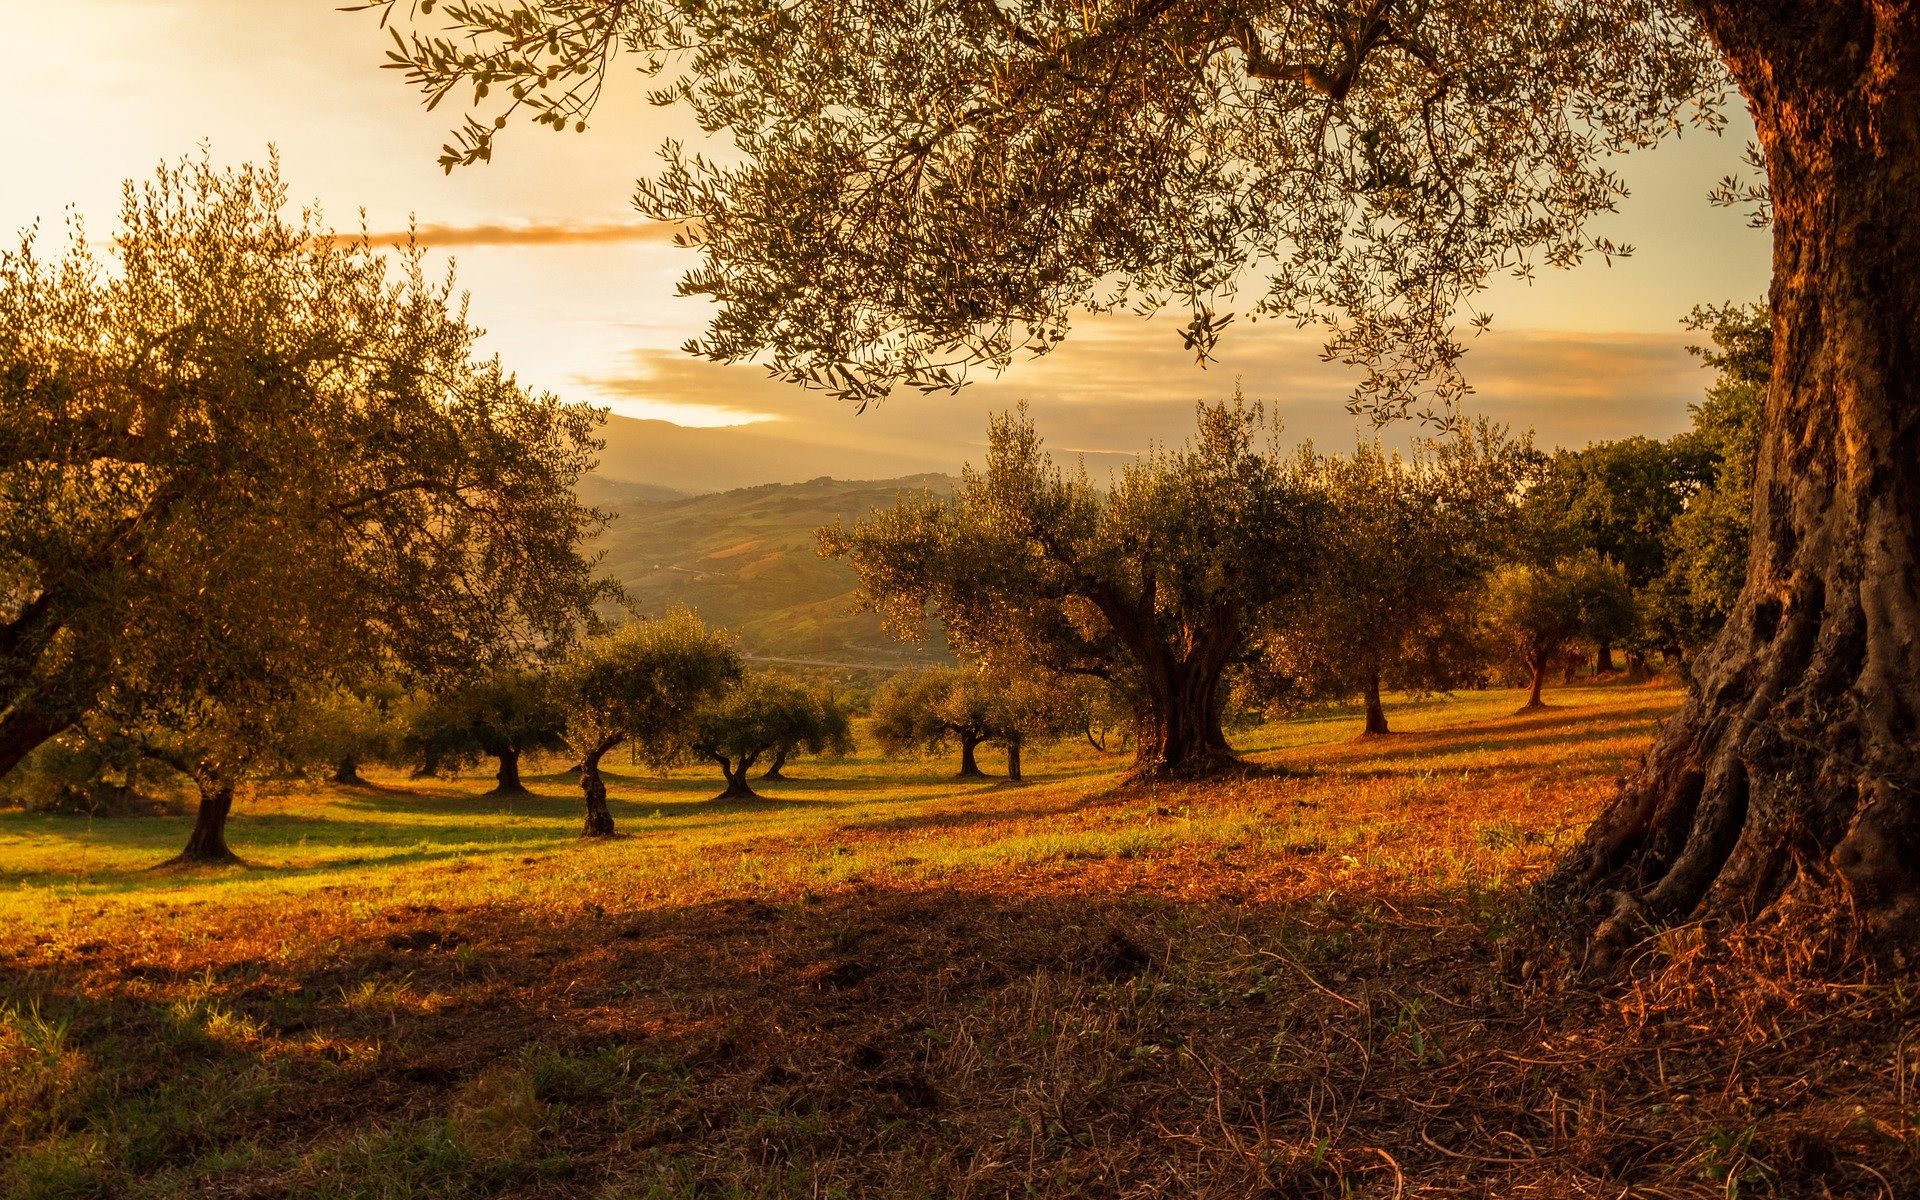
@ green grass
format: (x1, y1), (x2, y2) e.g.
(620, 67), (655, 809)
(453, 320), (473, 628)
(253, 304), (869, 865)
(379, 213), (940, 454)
(0, 683), (1664, 929)
(3, 680), (1914, 1198)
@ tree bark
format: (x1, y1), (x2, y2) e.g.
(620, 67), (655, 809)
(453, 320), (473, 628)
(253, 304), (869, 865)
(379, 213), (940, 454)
(579, 741), (618, 837)
(1549, 3), (1920, 962)
(1006, 739), (1023, 782)
(1130, 658), (1238, 779)
(170, 781), (239, 865)
(332, 756), (365, 786)
(1595, 641), (1616, 674)
(716, 755), (759, 800)
(409, 746), (442, 779)
(1519, 657), (1548, 713)
(957, 733), (987, 778)
(1360, 671), (1391, 737)
(488, 748), (527, 796)
(762, 747), (788, 781)
(0, 705), (75, 784)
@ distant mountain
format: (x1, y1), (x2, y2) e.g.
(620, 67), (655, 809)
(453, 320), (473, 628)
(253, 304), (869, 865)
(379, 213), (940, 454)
(593, 474), (955, 667)
(590, 414), (953, 496)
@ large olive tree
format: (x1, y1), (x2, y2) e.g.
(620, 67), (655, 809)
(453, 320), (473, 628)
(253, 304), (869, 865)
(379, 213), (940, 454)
(0, 154), (613, 858)
(824, 402), (1321, 780)
(362, 3), (1920, 953)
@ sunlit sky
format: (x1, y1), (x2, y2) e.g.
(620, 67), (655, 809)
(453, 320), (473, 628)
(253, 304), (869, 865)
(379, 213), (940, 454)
(6, 2), (1772, 483)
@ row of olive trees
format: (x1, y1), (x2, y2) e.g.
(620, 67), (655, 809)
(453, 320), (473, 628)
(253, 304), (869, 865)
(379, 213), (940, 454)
(823, 395), (1699, 780)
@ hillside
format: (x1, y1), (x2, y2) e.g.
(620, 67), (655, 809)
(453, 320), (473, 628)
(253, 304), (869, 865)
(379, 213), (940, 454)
(592, 414), (956, 495)
(593, 473), (955, 666)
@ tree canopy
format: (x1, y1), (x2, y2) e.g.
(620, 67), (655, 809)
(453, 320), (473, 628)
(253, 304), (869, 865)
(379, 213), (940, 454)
(683, 674), (855, 799)
(0, 153), (613, 792)
(1264, 422), (1531, 736)
(825, 399), (1321, 779)
(359, 0), (1722, 415)
(564, 611), (742, 835)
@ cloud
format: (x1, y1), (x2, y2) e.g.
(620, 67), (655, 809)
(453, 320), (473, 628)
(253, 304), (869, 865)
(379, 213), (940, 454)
(347, 220), (689, 248)
(572, 316), (1716, 485)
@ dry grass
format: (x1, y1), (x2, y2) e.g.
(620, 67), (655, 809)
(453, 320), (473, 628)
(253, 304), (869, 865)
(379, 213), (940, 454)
(1, 681), (1913, 1198)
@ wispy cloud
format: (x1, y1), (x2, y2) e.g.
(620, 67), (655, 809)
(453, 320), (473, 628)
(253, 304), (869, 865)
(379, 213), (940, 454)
(573, 317), (1716, 484)
(349, 220), (688, 248)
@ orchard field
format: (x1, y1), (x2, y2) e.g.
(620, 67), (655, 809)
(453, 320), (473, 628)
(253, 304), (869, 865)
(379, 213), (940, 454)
(4, 681), (1912, 1199)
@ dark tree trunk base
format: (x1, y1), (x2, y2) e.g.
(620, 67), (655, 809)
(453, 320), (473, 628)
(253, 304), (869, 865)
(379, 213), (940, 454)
(487, 750), (527, 797)
(715, 759), (759, 801)
(1360, 674), (1391, 738)
(957, 737), (986, 778)
(580, 749), (616, 838)
(332, 758), (367, 787)
(163, 784), (240, 867)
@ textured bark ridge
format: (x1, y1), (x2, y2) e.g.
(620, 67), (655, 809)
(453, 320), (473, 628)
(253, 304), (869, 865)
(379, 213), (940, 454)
(1548, 3), (1920, 962)
(169, 783), (239, 866)
(579, 744), (617, 837)
(1129, 659), (1239, 780)
(488, 748), (528, 797)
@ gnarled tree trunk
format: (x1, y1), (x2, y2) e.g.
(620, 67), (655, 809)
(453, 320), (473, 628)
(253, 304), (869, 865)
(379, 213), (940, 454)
(715, 755), (758, 800)
(488, 748), (527, 796)
(169, 780), (239, 866)
(579, 741), (618, 837)
(1130, 658), (1237, 780)
(957, 733), (987, 778)
(762, 747), (789, 781)
(1519, 655), (1548, 713)
(332, 756), (365, 786)
(1006, 739), (1024, 782)
(1360, 671), (1390, 737)
(1549, 3), (1920, 962)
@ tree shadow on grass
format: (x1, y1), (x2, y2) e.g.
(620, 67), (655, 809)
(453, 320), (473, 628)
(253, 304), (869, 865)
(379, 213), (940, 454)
(2, 869), (1907, 1200)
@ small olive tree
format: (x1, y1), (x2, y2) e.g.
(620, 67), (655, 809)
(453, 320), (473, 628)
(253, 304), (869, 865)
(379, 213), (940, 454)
(869, 668), (1001, 779)
(1485, 554), (1635, 712)
(1268, 423), (1533, 737)
(408, 668), (570, 796)
(684, 674), (855, 800)
(563, 612), (742, 836)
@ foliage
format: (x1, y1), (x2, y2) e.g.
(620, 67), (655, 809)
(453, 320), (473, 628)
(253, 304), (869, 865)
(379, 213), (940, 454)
(1652, 301), (1768, 656)
(358, 0), (1725, 415)
(406, 667), (570, 786)
(1260, 422), (1533, 726)
(1483, 553), (1634, 704)
(683, 673), (855, 796)
(0, 151), (613, 784)
(824, 399), (1323, 778)
(0, 726), (181, 816)
(868, 667), (1002, 774)
(564, 610), (744, 768)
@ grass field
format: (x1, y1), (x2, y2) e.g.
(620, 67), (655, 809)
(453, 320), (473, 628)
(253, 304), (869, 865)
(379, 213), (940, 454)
(2, 682), (1914, 1198)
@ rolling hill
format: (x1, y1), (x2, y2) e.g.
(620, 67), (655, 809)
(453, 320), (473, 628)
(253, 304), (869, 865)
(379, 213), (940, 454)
(592, 474), (955, 667)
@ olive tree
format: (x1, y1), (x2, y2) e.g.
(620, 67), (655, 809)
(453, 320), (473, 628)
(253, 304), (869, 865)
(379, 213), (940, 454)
(0, 153), (612, 864)
(364, 2), (1920, 950)
(757, 682), (855, 781)
(869, 667), (1001, 779)
(683, 674), (854, 800)
(1485, 554), (1636, 713)
(825, 402), (1321, 780)
(563, 611), (742, 836)
(982, 668), (1081, 783)
(1269, 423), (1531, 737)
(409, 667), (571, 795)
